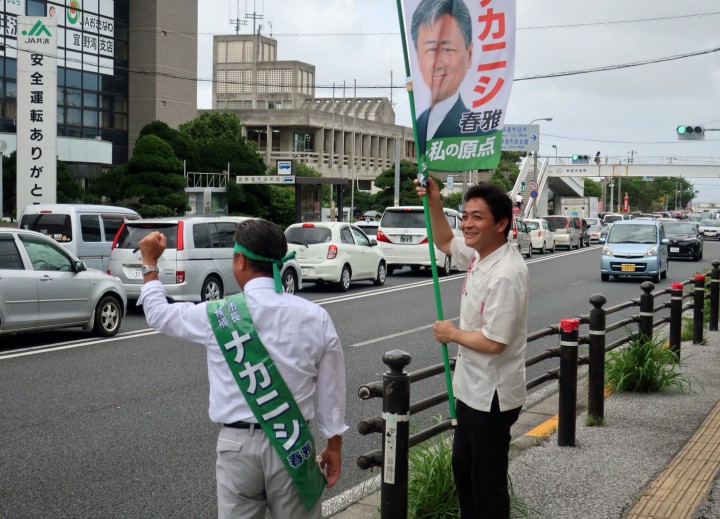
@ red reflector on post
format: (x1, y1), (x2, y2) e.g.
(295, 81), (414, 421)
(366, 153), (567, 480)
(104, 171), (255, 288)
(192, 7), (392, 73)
(671, 282), (684, 290)
(560, 318), (580, 332)
(695, 274), (706, 281)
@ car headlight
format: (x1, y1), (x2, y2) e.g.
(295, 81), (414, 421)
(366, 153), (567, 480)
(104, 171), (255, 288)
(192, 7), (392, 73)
(645, 246), (658, 256)
(602, 246), (613, 255)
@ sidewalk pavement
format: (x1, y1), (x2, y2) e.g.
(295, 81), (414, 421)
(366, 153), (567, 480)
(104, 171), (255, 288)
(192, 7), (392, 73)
(323, 330), (720, 519)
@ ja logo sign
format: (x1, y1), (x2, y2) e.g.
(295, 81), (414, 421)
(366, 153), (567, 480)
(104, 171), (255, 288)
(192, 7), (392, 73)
(67, 0), (81, 25)
(21, 20), (52, 37)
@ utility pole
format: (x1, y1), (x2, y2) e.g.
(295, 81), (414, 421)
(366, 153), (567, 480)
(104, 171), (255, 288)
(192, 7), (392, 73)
(244, 0), (263, 36)
(229, 0), (247, 34)
(350, 79), (357, 221)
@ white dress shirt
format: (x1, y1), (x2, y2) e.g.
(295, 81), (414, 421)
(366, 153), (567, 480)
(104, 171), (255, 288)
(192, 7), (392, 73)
(427, 92), (460, 140)
(449, 239), (529, 412)
(138, 277), (348, 439)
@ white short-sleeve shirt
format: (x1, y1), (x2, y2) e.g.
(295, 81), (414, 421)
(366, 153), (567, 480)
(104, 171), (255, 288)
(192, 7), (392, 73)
(449, 239), (529, 412)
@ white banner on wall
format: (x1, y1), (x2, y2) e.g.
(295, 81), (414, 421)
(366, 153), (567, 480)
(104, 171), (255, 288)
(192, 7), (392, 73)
(17, 16), (58, 215)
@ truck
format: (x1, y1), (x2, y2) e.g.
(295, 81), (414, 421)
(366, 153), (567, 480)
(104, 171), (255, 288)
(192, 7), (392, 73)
(552, 196), (599, 219)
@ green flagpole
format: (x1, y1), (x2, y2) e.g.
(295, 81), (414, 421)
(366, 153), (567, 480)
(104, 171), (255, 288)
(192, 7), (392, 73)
(394, 0), (457, 426)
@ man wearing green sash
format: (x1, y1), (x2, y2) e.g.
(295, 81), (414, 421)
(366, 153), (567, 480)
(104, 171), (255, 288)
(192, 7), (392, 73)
(137, 218), (347, 519)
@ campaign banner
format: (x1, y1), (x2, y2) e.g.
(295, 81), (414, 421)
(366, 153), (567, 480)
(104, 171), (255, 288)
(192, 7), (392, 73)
(17, 16), (58, 215)
(402, 0), (515, 171)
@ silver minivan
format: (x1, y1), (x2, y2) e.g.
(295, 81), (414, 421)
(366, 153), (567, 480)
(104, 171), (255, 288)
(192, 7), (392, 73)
(108, 216), (303, 302)
(19, 204), (141, 272)
(376, 206), (462, 276)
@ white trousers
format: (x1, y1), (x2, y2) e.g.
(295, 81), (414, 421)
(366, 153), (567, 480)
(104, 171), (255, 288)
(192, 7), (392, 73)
(215, 425), (322, 519)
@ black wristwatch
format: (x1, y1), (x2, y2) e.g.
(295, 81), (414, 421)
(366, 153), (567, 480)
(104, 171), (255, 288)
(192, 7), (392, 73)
(141, 265), (160, 276)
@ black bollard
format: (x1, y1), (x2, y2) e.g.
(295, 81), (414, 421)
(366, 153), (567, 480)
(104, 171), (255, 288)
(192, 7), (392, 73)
(558, 319), (579, 447)
(638, 281), (655, 340)
(381, 349), (411, 519)
(669, 282), (684, 359)
(693, 274), (705, 345)
(710, 261), (720, 332)
(588, 294), (607, 423)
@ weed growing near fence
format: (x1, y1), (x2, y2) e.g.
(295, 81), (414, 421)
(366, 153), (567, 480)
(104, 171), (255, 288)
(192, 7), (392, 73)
(406, 432), (542, 518)
(605, 332), (692, 393)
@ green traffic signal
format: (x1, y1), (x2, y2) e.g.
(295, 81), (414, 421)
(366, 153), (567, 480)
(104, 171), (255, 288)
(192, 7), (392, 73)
(677, 125), (687, 135)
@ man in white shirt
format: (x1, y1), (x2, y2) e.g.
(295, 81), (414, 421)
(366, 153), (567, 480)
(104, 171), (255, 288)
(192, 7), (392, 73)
(417, 179), (529, 519)
(516, 192), (523, 210)
(137, 219), (347, 519)
(411, 0), (477, 156)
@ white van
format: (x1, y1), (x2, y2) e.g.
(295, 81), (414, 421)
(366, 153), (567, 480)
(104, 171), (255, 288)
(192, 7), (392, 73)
(376, 206), (462, 275)
(19, 204), (140, 272)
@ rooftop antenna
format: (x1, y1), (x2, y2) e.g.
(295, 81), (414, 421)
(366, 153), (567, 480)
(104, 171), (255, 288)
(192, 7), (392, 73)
(229, 0), (247, 34)
(244, 0), (264, 36)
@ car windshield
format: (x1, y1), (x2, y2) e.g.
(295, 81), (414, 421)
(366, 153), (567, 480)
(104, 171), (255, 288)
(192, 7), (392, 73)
(701, 220), (720, 227)
(285, 226), (332, 245)
(115, 223), (179, 249)
(525, 221), (540, 231)
(664, 223), (696, 234)
(608, 225), (657, 244)
(543, 217), (567, 228)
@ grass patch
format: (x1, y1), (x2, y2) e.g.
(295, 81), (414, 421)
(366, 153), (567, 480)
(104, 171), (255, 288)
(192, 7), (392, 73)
(605, 332), (692, 393)
(585, 415), (606, 427)
(407, 432), (542, 518)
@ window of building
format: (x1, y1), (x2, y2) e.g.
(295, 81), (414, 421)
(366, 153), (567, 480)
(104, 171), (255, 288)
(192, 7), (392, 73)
(83, 93), (98, 108)
(114, 113), (128, 130)
(83, 71), (99, 91)
(83, 110), (99, 127)
(5, 59), (16, 79)
(66, 69), (82, 89)
(217, 42), (227, 63)
(66, 89), (81, 107)
(66, 108), (82, 126)
(27, 0), (45, 16)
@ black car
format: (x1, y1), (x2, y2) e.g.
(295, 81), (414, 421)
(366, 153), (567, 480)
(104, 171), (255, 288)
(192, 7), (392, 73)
(663, 221), (703, 261)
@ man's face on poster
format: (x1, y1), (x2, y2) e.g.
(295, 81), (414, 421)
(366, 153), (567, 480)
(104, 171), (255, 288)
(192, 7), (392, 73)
(416, 13), (473, 107)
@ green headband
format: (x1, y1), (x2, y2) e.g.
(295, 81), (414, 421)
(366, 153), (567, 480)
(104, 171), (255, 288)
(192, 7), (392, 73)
(233, 243), (296, 293)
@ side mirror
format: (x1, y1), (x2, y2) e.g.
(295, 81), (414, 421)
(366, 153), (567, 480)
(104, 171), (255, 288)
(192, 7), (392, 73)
(369, 239), (378, 246)
(599, 237), (606, 244)
(661, 238), (670, 244)
(74, 260), (87, 272)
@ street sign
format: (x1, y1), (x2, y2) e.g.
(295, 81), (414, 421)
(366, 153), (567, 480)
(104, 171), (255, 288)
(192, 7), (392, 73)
(447, 176), (454, 190)
(530, 181), (538, 190)
(236, 175), (296, 184)
(642, 176), (654, 181)
(501, 124), (540, 152)
(277, 159), (294, 175)
(530, 190), (538, 199)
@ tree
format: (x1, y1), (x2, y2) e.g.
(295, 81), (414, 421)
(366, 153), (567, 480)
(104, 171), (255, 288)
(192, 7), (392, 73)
(125, 135), (187, 217)
(584, 178), (602, 198)
(444, 191), (463, 210)
(56, 160), (85, 203)
(373, 160), (445, 209)
(86, 164), (127, 204)
(178, 112), (246, 149)
(138, 120), (199, 170)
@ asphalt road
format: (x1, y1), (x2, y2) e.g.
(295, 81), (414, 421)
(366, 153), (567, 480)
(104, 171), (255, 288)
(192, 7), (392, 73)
(2, 241), (718, 518)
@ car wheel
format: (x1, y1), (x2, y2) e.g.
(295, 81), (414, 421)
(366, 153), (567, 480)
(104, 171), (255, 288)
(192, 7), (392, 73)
(551, 241), (556, 253)
(201, 275), (223, 301)
(661, 262), (668, 279)
(525, 244), (532, 259)
(601, 273), (609, 282)
(439, 255), (451, 276)
(335, 265), (351, 292)
(93, 295), (122, 337)
(282, 269), (297, 294)
(373, 262), (386, 286)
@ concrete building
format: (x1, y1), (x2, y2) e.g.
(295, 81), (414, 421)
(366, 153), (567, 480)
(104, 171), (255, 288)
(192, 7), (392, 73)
(0, 0), (197, 179)
(211, 33), (416, 191)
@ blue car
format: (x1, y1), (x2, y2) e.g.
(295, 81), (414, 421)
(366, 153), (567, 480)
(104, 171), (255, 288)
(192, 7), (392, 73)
(600, 220), (669, 283)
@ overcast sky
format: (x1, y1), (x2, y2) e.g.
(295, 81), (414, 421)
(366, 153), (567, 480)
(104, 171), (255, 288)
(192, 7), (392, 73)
(197, 0), (720, 202)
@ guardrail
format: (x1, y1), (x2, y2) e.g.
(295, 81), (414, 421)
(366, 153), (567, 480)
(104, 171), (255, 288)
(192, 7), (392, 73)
(356, 260), (720, 519)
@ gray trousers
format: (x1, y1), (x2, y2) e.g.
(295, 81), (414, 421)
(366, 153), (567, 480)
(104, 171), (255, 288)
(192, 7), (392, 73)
(216, 425), (322, 519)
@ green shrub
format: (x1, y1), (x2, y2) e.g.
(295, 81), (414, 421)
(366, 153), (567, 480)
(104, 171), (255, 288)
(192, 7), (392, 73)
(605, 332), (691, 393)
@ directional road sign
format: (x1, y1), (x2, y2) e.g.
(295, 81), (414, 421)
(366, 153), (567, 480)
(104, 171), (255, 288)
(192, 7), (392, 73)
(236, 175), (295, 184)
(501, 124), (540, 152)
(530, 190), (538, 199)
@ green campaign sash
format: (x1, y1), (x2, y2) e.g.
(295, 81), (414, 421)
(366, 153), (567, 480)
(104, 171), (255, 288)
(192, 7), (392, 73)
(206, 293), (326, 511)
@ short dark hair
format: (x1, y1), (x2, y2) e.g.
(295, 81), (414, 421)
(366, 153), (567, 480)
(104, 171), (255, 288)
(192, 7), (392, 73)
(233, 219), (287, 276)
(411, 0), (473, 49)
(464, 183), (513, 237)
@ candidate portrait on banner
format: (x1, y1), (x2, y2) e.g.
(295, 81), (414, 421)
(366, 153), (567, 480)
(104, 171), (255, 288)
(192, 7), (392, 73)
(404, 0), (516, 171)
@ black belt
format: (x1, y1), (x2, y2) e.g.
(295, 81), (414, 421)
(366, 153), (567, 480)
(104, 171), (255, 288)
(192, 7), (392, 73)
(224, 421), (257, 429)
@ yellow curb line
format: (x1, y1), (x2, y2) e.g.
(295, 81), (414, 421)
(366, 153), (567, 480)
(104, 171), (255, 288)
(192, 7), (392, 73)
(524, 414), (559, 438)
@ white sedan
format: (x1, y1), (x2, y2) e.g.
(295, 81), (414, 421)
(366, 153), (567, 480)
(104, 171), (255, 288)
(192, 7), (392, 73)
(699, 219), (720, 240)
(523, 218), (556, 254)
(285, 222), (387, 291)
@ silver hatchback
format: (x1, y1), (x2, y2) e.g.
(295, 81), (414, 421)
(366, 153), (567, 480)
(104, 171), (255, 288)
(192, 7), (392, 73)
(0, 228), (127, 337)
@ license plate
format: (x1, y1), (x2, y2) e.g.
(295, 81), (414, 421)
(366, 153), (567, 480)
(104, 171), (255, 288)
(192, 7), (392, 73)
(621, 264), (635, 272)
(130, 268), (142, 279)
(670, 247), (680, 253)
(400, 235), (413, 243)
(301, 268), (309, 276)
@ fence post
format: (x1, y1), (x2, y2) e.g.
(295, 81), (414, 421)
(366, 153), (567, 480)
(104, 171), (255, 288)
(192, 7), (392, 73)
(558, 318), (579, 447)
(669, 282), (684, 359)
(639, 281), (655, 340)
(588, 294), (607, 423)
(693, 274), (705, 345)
(710, 261), (720, 332)
(380, 349), (411, 519)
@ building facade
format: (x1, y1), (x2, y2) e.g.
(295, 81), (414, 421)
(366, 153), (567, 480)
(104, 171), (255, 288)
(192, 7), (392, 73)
(212, 33), (416, 190)
(0, 0), (197, 178)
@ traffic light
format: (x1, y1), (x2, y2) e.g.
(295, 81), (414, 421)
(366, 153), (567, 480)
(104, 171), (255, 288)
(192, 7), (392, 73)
(521, 181), (526, 192)
(572, 154), (589, 164)
(676, 125), (705, 140)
